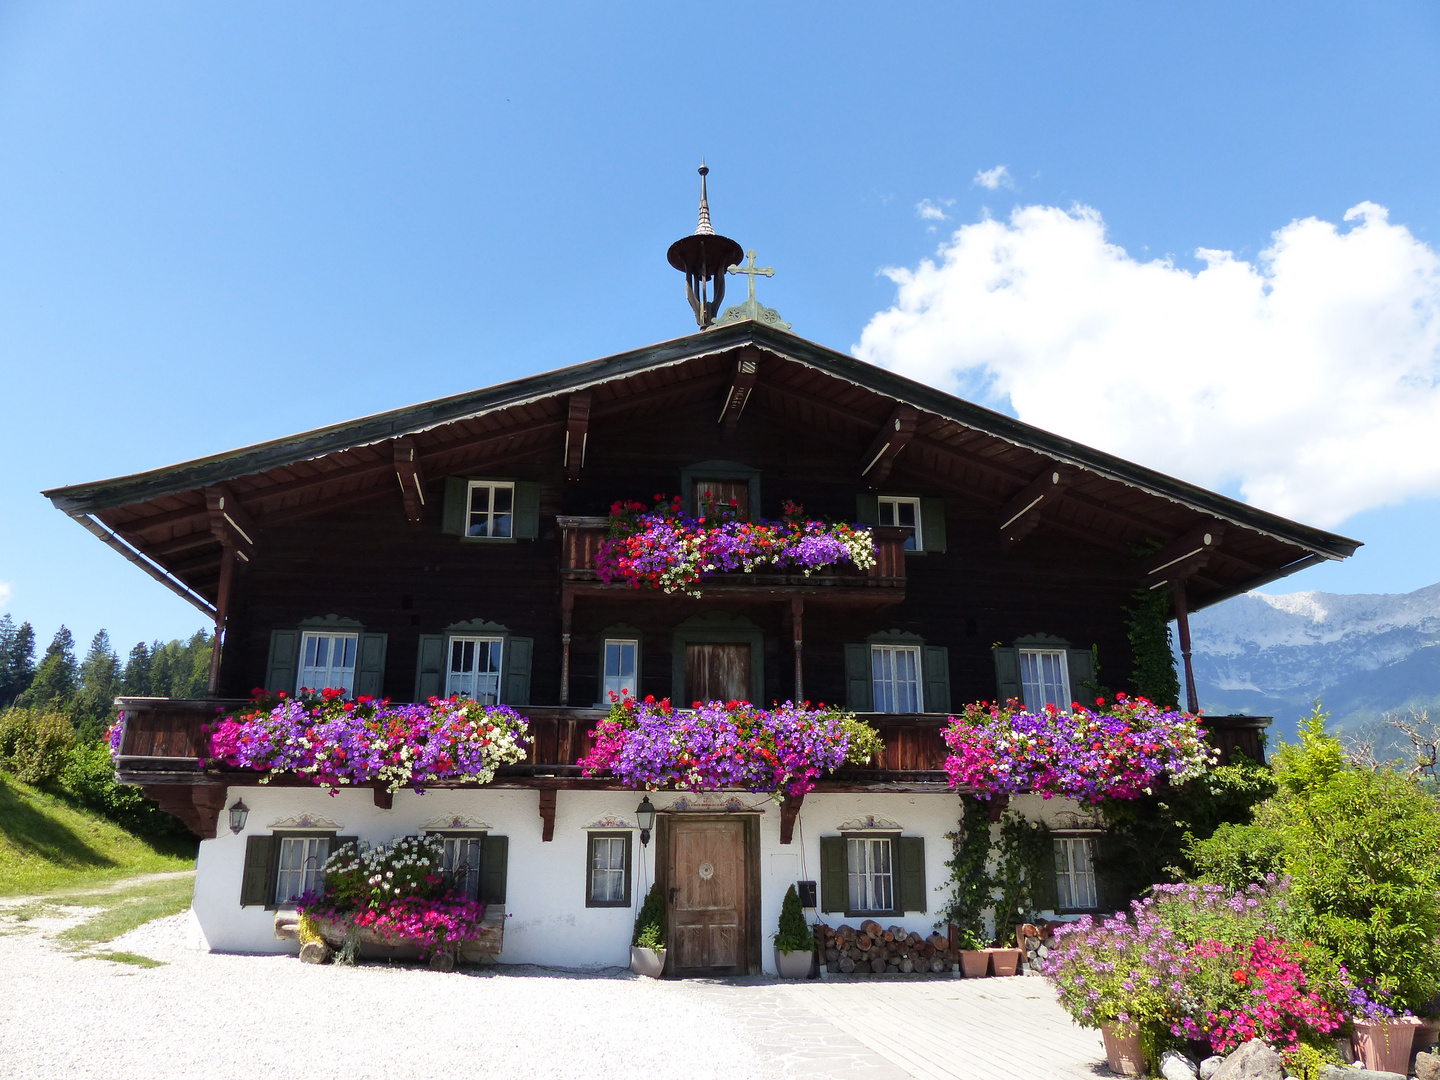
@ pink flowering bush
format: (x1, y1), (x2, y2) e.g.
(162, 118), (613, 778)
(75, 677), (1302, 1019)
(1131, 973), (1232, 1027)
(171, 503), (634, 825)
(594, 496), (876, 596)
(942, 694), (1214, 802)
(578, 695), (882, 798)
(298, 834), (485, 953)
(206, 688), (529, 794)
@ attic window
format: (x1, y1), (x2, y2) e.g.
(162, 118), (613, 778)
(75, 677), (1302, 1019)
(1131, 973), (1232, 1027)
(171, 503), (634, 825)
(877, 496), (922, 551)
(467, 481), (514, 538)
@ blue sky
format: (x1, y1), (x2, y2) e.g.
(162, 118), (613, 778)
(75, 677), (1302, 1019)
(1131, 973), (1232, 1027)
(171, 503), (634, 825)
(2, 1), (1438, 655)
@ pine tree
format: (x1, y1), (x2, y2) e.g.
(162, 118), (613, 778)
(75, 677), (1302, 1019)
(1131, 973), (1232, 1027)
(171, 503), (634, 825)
(122, 641), (152, 696)
(75, 630), (122, 739)
(19, 625), (79, 711)
(0, 618), (36, 706)
(148, 639), (176, 698)
(0, 615), (14, 702)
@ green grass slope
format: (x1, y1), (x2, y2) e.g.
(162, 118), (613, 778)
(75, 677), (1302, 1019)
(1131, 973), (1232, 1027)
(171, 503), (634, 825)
(0, 773), (195, 897)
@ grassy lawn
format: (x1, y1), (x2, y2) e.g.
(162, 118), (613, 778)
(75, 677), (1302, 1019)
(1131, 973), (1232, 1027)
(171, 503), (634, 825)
(0, 774), (195, 897)
(6, 871), (196, 967)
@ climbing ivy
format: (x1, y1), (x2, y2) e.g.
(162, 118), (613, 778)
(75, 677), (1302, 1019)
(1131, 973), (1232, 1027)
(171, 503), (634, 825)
(987, 811), (1052, 944)
(1125, 586), (1181, 708)
(936, 796), (991, 947)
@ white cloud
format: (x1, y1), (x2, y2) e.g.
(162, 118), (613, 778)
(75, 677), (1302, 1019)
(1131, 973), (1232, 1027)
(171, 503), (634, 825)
(854, 201), (1440, 529)
(973, 165), (1014, 191)
(916, 198), (953, 222)
(0, 581), (11, 610)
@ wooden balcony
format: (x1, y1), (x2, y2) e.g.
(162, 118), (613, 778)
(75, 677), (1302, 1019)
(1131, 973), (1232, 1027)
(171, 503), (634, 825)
(557, 516), (908, 601)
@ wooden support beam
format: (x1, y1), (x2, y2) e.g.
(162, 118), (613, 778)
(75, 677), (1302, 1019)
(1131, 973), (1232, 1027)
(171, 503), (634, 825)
(373, 785), (394, 810)
(1172, 580), (1200, 714)
(1143, 522), (1226, 590)
(779, 790), (803, 845)
(718, 350), (760, 436)
(563, 390), (591, 481)
(204, 485), (257, 562)
(538, 788), (557, 842)
(392, 437), (426, 525)
(859, 405), (919, 487)
(206, 543), (237, 695)
(998, 467), (1073, 543)
(790, 597), (804, 704)
(560, 590), (574, 707)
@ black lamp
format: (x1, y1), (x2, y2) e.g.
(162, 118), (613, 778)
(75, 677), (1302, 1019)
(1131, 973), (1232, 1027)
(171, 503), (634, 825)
(635, 796), (656, 847)
(228, 798), (249, 835)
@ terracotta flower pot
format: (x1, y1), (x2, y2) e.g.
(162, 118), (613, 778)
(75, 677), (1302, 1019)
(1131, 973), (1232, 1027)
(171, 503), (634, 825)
(1353, 1018), (1415, 1074)
(959, 949), (990, 977)
(629, 946), (666, 978)
(986, 947), (1022, 976)
(1100, 1022), (1144, 1077)
(774, 948), (813, 979)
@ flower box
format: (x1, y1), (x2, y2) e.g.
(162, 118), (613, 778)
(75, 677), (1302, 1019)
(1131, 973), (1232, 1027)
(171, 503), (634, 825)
(311, 906), (505, 963)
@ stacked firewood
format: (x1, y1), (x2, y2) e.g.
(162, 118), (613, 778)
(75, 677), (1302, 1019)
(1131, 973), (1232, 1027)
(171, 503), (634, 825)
(817, 921), (957, 974)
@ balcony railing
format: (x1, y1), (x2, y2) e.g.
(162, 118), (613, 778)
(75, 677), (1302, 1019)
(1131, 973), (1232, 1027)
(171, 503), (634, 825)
(557, 516), (908, 595)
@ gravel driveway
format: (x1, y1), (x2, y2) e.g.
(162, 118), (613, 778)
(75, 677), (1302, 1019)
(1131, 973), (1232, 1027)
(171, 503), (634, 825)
(0, 908), (1106, 1080)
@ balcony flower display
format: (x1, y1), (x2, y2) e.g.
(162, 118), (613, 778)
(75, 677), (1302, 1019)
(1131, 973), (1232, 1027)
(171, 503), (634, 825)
(298, 835), (486, 955)
(205, 688), (530, 794)
(594, 495), (877, 595)
(941, 694), (1214, 802)
(577, 695), (883, 798)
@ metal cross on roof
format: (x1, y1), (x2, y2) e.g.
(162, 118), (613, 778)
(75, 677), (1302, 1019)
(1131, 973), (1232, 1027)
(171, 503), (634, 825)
(717, 247), (792, 332)
(728, 249), (774, 304)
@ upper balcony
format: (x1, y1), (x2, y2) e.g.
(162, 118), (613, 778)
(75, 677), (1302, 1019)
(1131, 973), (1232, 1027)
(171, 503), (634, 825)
(557, 516), (908, 603)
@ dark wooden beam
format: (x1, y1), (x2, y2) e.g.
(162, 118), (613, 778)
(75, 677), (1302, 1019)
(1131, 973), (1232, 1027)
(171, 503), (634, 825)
(417, 420), (567, 470)
(393, 437), (426, 525)
(590, 371), (730, 420)
(718, 350), (761, 436)
(1142, 522), (1226, 590)
(1172, 580), (1200, 713)
(110, 502), (209, 536)
(240, 455), (394, 507)
(538, 788), (557, 842)
(204, 485), (257, 561)
(998, 467), (1073, 543)
(779, 790), (803, 845)
(563, 390), (591, 481)
(860, 405), (919, 487)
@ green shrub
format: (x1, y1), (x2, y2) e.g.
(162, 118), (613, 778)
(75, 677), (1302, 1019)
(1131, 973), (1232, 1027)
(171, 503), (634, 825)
(632, 883), (666, 950)
(0, 707), (75, 786)
(1188, 821), (1287, 891)
(58, 741), (191, 840)
(774, 884), (812, 952)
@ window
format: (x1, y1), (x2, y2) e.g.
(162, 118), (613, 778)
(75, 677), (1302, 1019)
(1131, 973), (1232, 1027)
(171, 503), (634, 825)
(694, 479), (749, 520)
(878, 496), (922, 551)
(298, 632), (358, 696)
(274, 835), (330, 906)
(438, 834), (483, 901)
(1020, 649), (1071, 711)
(1054, 836), (1098, 910)
(846, 837), (894, 913)
(466, 481), (515, 538)
(871, 645), (922, 713)
(586, 832), (632, 907)
(446, 636), (503, 704)
(602, 639), (638, 703)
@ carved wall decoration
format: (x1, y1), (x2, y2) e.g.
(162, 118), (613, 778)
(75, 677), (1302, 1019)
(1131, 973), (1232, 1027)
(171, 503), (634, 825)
(268, 813), (343, 830)
(420, 814), (492, 832)
(836, 814), (902, 832)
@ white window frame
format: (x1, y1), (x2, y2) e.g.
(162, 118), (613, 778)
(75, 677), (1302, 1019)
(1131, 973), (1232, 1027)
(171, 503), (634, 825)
(1019, 649), (1071, 711)
(877, 496), (923, 552)
(465, 480), (516, 539)
(297, 631), (358, 697)
(1054, 835), (1099, 910)
(435, 833), (484, 901)
(445, 636), (504, 705)
(846, 836), (895, 914)
(274, 835), (331, 907)
(601, 638), (639, 704)
(587, 834), (629, 906)
(871, 644), (923, 713)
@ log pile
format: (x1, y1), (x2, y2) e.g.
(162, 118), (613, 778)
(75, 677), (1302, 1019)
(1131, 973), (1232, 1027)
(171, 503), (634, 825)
(818, 921), (957, 975)
(1016, 921), (1062, 975)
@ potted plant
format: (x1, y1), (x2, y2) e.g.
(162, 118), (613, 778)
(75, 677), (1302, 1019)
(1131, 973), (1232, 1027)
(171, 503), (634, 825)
(630, 883), (667, 978)
(773, 884), (814, 978)
(957, 928), (990, 978)
(986, 942), (1023, 976)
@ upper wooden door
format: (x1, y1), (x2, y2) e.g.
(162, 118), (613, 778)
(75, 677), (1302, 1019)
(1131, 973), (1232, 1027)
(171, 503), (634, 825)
(693, 479), (749, 520)
(685, 643), (751, 704)
(668, 818), (748, 976)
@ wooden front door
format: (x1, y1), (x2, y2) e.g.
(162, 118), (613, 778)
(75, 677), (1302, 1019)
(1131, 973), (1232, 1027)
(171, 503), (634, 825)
(668, 818), (748, 975)
(685, 643), (751, 704)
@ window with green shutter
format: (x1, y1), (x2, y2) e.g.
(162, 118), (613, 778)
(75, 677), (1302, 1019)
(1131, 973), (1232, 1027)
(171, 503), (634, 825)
(818, 833), (927, 917)
(440, 478), (541, 541)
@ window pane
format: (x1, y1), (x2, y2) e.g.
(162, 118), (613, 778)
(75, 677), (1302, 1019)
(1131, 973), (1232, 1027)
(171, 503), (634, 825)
(1021, 650), (1069, 711)
(871, 646), (921, 714)
(1054, 839), (1075, 909)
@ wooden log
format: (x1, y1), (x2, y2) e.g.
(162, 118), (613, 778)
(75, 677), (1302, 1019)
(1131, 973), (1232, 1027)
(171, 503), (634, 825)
(838, 956), (856, 974)
(861, 920), (882, 937)
(930, 957), (948, 974)
(825, 948), (839, 963)
(298, 941), (330, 965)
(900, 958), (914, 973)
(886, 962), (900, 973)
(856, 934), (872, 950)
(870, 957), (887, 973)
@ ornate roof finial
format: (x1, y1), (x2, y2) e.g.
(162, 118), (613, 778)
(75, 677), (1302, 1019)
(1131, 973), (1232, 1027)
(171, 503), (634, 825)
(695, 158), (714, 236)
(666, 161), (743, 329)
(718, 248), (792, 332)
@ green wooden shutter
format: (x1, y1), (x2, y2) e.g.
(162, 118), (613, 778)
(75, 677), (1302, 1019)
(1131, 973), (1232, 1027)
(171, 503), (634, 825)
(819, 836), (847, 914)
(414, 635), (445, 701)
(921, 646), (950, 714)
(1036, 838), (1060, 912)
(240, 835), (277, 907)
(441, 477), (468, 536)
(1066, 647), (1097, 708)
(844, 644), (873, 711)
(514, 481), (541, 540)
(265, 630), (299, 695)
(355, 634), (387, 699)
(855, 493), (879, 525)
(992, 647), (1021, 706)
(919, 498), (947, 553)
(480, 834), (508, 905)
(897, 836), (926, 913)
(504, 637), (533, 706)
(621, 831), (634, 907)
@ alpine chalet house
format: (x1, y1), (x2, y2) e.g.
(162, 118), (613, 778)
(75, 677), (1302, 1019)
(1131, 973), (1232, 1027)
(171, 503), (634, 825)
(46, 170), (1357, 974)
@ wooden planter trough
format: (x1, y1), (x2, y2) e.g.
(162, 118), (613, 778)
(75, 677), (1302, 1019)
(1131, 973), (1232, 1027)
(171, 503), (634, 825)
(274, 907), (505, 970)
